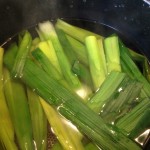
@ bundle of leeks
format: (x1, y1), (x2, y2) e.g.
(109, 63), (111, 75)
(1, 19), (150, 150)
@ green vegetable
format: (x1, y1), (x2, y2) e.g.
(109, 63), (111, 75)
(40, 98), (84, 150)
(3, 20), (149, 150)
(37, 40), (62, 75)
(85, 36), (106, 90)
(3, 43), (18, 71)
(119, 41), (150, 97)
(11, 58), (141, 150)
(3, 68), (34, 150)
(116, 98), (150, 134)
(72, 61), (94, 93)
(55, 19), (102, 43)
(66, 35), (89, 66)
(129, 48), (150, 82)
(27, 88), (47, 150)
(85, 143), (99, 150)
(97, 38), (107, 75)
(104, 36), (121, 73)
(101, 78), (143, 123)
(38, 21), (85, 96)
(11, 31), (32, 78)
(129, 109), (150, 139)
(87, 71), (126, 113)
(56, 28), (78, 66)
(0, 47), (16, 150)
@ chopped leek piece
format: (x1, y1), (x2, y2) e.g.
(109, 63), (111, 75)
(104, 36), (121, 73)
(27, 88), (47, 150)
(11, 31), (32, 78)
(18, 59), (141, 150)
(55, 19), (102, 43)
(66, 35), (89, 66)
(3, 68), (34, 150)
(119, 41), (150, 97)
(85, 36), (106, 90)
(87, 71), (126, 113)
(40, 98), (84, 150)
(0, 47), (17, 150)
(38, 21), (82, 91)
(38, 40), (62, 75)
(56, 28), (78, 66)
(116, 98), (150, 134)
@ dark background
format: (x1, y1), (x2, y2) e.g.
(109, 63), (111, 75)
(0, 0), (149, 57)
(0, 0), (150, 149)
(0, 0), (150, 60)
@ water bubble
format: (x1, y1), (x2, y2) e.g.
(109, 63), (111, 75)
(114, 4), (118, 8)
(69, 4), (74, 8)
(124, 16), (127, 20)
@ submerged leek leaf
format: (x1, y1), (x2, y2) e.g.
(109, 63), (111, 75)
(27, 88), (47, 150)
(87, 71), (126, 113)
(119, 41), (150, 97)
(116, 98), (150, 134)
(56, 28), (78, 66)
(40, 98), (84, 150)
(72, 61), (94, 93)
(0, 47), (15, 149)
(3, 68), (34, 150)
(129, 48), (150, 82)
(66, 35), (89, 66)
(18, 58), (141, 150)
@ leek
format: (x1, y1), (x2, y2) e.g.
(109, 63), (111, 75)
(66, 35), (89, 66)
(85, 36), (106, 90)
(38, 21), (83, 91)
(116, 98), (150, 134)
(0, 47), (16, 149)
(19, 59), (141, 150)
(104, 36), (121, 73)
(40, 98), (84, 150)
(27, 88), (47, 150)
(3, 68), (34, 150)
(119, 40), (150, 97)
(37, 40), (62, 75)
(87, 71), (126, 113)
(55, 19), (102, 43)
(56, 28), (78, 66)
(11, 31), (32, 78)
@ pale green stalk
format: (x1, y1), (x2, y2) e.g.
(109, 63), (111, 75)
(104, 36), (121, 73)
(40, 98), (84, 150)
(38, 21), (83, 92)
(66, 35), (89, 66)
(27, 88), (47, 150)
(85, 36), (106, 91)
(55, 19), (102, 43)
(0, 47), (15, 148)
(37, 40), (62, 75)
(3, 68), (34, 150)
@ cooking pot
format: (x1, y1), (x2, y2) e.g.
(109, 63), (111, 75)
(0, 0), (150, 149)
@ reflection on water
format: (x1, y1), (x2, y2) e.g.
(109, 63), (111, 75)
(143, 0), (150, 5)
